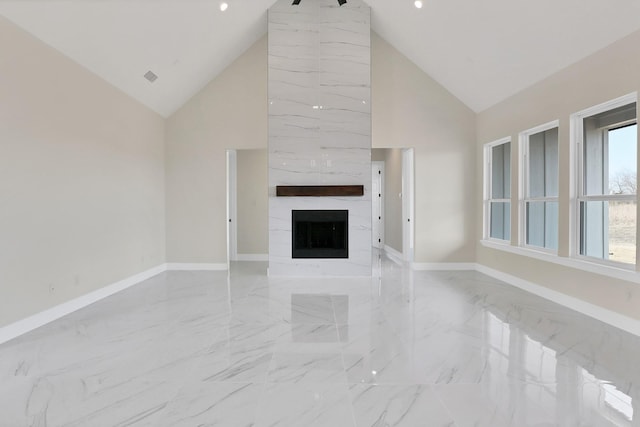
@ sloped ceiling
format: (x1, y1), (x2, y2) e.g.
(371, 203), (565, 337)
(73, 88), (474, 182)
(1, 0), (640, 117)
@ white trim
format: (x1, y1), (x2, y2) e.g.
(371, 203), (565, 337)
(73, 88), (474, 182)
(518, 120), (560, 248)
(518, 131), (526, 246)
(0, 264), (167, 345)
(236, 254), (269, 261)
(483, 137), (512, 240)
(412, 262), (478, 271)
(383, 244), (404, 265)
(574, 92), (638, 121)
(571, 92), (638, 260)
(166, 263), (228, 271)
(227, 149), (238, 263)
(475, 264), (640, 337)
(569, 106), (579, 257)
(520, 119), (561, 138)
(484, 136), (512, 149)
(480, 239), (640, 284)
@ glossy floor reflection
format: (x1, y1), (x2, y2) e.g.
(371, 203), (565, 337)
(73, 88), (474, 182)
(1, 254), (640, 426)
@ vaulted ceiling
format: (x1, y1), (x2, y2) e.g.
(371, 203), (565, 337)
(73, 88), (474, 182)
(2, 0), (640, 117)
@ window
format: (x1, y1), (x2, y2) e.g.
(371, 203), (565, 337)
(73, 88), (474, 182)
(574, 96), (637, 265)
(520, 123), (559, 251)
(484, 138), (511, 241)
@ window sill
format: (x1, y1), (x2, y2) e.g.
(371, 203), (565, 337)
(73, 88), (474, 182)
(479, 239), (640, 284)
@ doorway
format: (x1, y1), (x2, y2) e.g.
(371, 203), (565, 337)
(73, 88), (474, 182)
(371, 148), (414, 264)
(372, 161), (384, 249)
(402, 148), (415, 262)
(226, 149), (237, 265)
(227, 148), (269, 265)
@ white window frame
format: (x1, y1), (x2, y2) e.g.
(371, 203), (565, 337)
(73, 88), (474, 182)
(570, 92), (638, 269)
(483, 137), (512, 243)
(518, 120), (560, 253)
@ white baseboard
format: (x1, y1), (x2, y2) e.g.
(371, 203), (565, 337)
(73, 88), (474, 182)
(0, 264), (167, 346)
(412, 262), (479, 271)
(166, 263), (228, 271)
(475, 264), (640, 337)
(236, 254), (269, 261)
(383, 245), (405, 265)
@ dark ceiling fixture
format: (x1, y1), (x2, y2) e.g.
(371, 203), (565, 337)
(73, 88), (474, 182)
(292, 0), (346, 5)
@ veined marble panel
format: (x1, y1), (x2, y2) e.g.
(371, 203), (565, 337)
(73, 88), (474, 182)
(268, 197), (371, 277)
(268, 0), (371, 276)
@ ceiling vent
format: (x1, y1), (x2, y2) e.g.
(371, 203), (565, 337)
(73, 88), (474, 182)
(144, 70), (158, 83)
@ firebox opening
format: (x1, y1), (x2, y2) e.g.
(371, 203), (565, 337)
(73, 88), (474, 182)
(292, 210), (348, 258)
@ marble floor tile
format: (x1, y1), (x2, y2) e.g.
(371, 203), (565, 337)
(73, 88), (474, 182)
(160, 381), (263, 426)
(23, 375), (176, 427)
(349, 384), (454, 427)
(2, 257), (640, 426)
(195, 343), (274, 383)
(289, 294), (336, 324)
(254, 383), (355, 427)
(433, 380), (580, 427)
(274, 323), (342, 352)
(343, 347), (416, 385)
(435, 383), (514, 427)
(339, 318), (408, 356)
(267, 351), (347, 383)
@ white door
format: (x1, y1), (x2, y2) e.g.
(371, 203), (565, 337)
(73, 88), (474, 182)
(402, 149), (414, 261)
(226, 149), (238, 263)
(372, 161), (384, 248)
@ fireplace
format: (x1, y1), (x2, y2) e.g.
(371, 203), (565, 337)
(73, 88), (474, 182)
(292, 210), (348, 258)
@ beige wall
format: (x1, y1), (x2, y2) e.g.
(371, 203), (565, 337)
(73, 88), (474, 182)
(165, 36), (267, 263)
(165, 32), (477, 265)
(372, 148), (403, 253)
(476, 29), (640, 320)
(372, 33), (477, 263)
(236, 149), (268, 255)
(0, 17), (166, 327)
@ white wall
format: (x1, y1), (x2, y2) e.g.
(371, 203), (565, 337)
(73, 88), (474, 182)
(476, 29), (640, 320)
(165, 31), (476, 267)
(0, 17), (166, 327)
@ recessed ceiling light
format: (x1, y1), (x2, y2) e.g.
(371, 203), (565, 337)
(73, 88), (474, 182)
(220, 2), (228, 11)
(414, 0), (423, 8)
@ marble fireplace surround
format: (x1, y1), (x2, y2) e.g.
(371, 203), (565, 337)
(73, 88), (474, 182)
(267, 0), (372, 277)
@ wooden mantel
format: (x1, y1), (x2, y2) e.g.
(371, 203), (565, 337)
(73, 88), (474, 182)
(276, 185), (364, 197)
